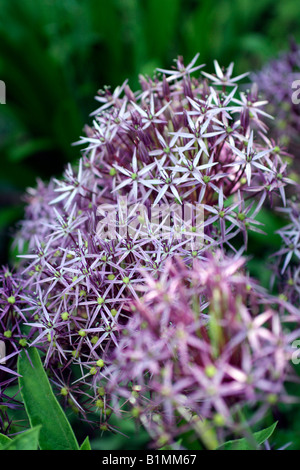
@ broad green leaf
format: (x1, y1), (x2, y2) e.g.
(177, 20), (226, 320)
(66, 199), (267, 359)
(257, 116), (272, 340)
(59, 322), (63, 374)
(18, 348), (79, 450)
(1, 426), (41, 451)
(216, 421), (278, 450)
(0, 433), (11, 448)
(80, 436), (92, 450)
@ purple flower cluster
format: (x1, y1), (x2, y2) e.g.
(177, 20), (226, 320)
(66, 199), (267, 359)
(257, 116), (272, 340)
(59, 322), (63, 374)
(106, 253), (300, 447)
(252, 40), (300, 159)
(0, 55), (299, 443)
(271, 197), (300, 305)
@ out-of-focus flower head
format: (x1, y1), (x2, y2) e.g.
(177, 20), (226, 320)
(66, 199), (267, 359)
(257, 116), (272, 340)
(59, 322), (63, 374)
(105, 253), (300, 448)
(271, 197), (300, 305)
(252, 39), (300, 161)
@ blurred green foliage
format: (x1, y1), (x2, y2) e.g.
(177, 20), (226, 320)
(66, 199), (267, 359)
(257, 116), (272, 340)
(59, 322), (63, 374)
(1, 0), (300, 264)
(1, 0), (300, 176)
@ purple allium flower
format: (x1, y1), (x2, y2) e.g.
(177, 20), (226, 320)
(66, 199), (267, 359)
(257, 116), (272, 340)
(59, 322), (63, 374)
(4, 55), (296, 431)
(105, 253), (300, 448)
(252, 40), (300, 160)
(271, 198), (300, 305)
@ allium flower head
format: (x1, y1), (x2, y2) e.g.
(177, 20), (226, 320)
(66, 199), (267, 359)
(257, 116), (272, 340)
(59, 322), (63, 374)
(252, 40), (300, 159)
(4, 55), (296, 430)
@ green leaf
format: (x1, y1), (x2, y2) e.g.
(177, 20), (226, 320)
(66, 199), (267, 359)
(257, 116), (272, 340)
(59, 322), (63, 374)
(8, 138), (54, 163)
(216, 421), (278, 450)
(18, 348), (79, 450)
(80, 436), (92, 450)
(0, 433), (11, 448)
(1, 426), (41, 451)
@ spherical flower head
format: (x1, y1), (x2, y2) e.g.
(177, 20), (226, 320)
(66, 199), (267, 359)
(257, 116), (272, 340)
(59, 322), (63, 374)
(7, 54), (295, 425)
